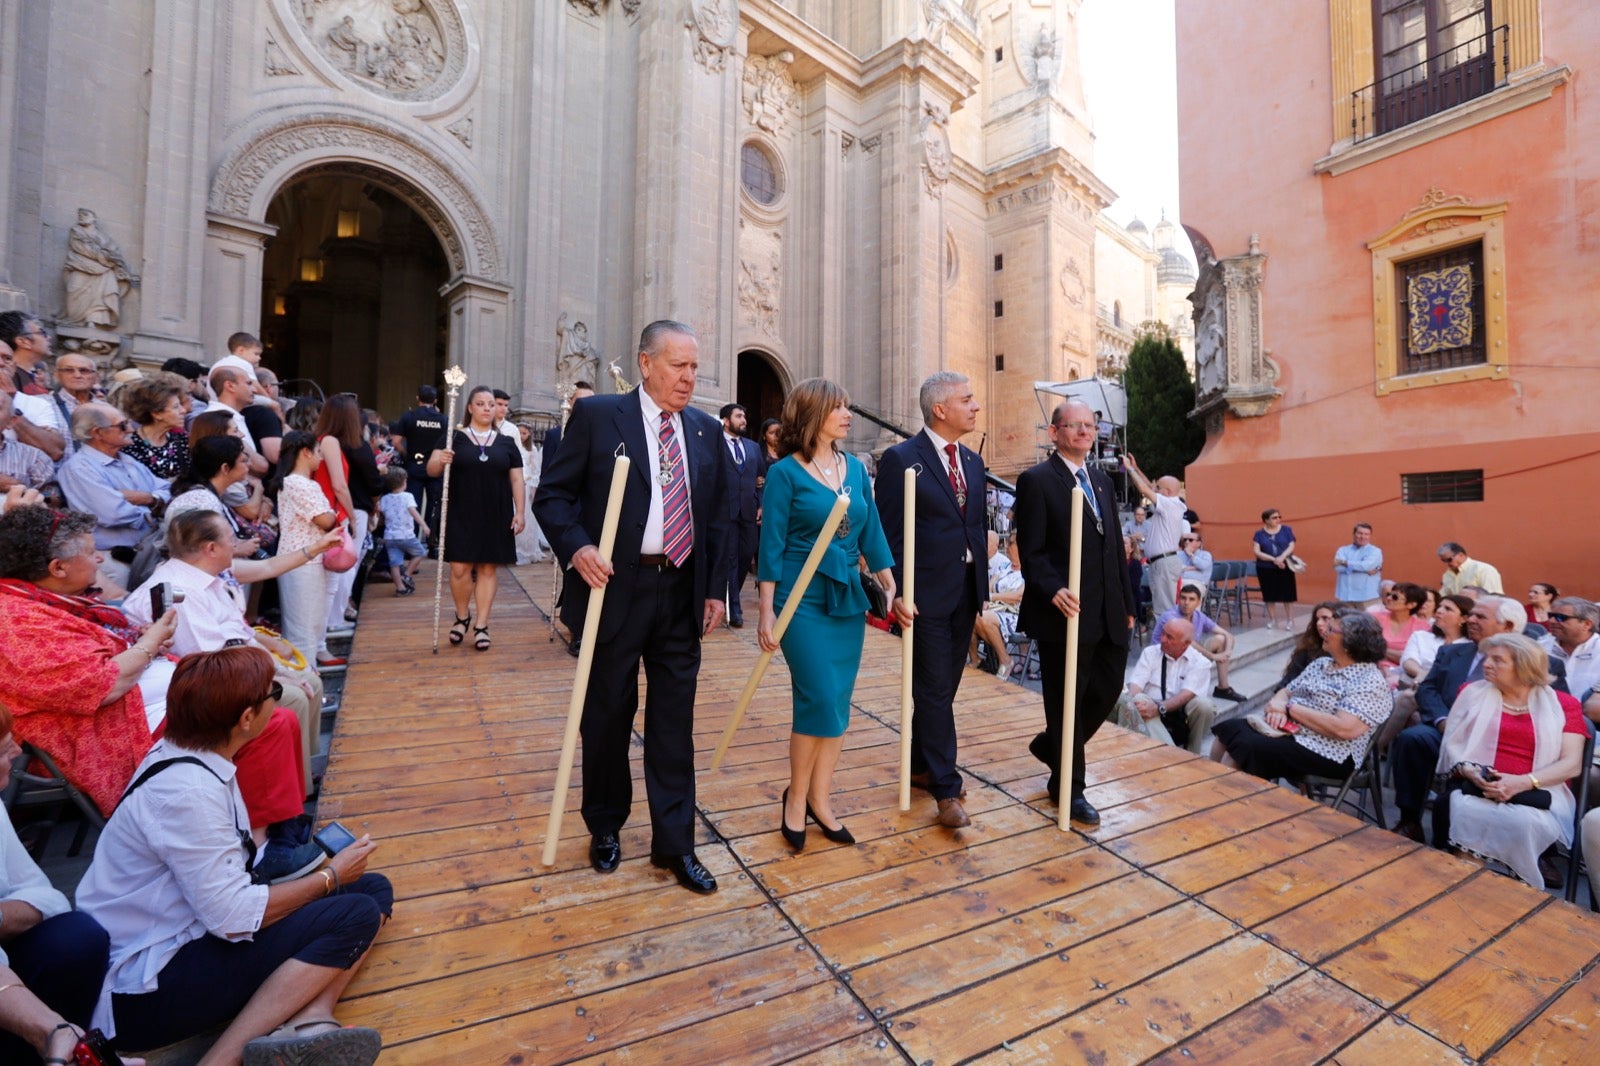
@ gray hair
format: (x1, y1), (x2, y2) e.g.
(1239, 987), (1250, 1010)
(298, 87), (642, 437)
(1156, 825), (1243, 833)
(1334, 610), (1388, 663)
(1554, 597), (1599, 630)
(1477, 595), (1527, 635)
(638, 319), (696, 357)
(69, 403), (118, 443)
(1438, 541), (1466, 557)
(918, 371), (968, 424)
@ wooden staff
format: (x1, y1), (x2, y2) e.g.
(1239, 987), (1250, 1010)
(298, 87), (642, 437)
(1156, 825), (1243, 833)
(429, 365), (468, 654)
(711, 492), (849, 770)
(541, 455), (632, 866)
(1057, 485), (1085, 832)
(897, 466), (916, 812)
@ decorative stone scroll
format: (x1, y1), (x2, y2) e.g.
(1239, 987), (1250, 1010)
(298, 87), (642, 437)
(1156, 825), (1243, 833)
(686, 0), (736, 73)
(1190, 233), (1279, 424)
(920, 102), (952, 199)
(1059, 256), (1085, 309)
(743, 53), (798, 136)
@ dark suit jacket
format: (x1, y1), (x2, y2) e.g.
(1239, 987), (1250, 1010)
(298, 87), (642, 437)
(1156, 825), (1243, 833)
(533, 391), (729, 642)
(1416, 640), (1569, 724)
(542, 422), (562, 457)
(874, 431), (987, 617)
(1013, 455), (1135, 646)
(721, 435), (759, 525)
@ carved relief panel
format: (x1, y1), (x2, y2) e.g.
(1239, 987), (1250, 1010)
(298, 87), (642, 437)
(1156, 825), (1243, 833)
(1190, 234), (1279, 422)
(271, 0), (475, 108)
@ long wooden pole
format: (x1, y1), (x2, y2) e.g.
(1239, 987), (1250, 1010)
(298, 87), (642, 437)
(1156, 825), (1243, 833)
(1056, 486), (1084, 832)
(711, 493), (849, 770)
(429, 368), (466, 654)
(541, 456), (632, 866)
(898, 466), (916, 812)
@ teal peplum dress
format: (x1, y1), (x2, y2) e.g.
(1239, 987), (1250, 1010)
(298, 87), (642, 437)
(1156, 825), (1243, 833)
(757, 454), (895, 738)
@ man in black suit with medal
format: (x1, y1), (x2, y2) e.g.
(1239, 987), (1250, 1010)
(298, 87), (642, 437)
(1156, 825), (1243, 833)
(1014, 399), (1137, 825)
(876, 372), (988, 829)
(533, 320), (729, 894)
(718, 402), (759, 627)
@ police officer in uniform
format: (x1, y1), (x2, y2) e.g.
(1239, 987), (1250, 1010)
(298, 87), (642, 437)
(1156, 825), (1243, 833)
(389, 385), (448, 546)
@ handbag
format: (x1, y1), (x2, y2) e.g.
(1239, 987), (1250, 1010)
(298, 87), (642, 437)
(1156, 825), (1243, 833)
(859, 571), (890, 619)
(322, 525), (359, 574)
(1286, 554), (1307, 573)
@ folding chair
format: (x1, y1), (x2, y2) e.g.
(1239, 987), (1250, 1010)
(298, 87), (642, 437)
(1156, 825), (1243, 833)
(1565, 719), (1596, 908)
(1204, 561), (1237, 625)
(1297, 730), (1387, 829)
(1239, 561), (1261, 623)
(1, 741), (106, 857)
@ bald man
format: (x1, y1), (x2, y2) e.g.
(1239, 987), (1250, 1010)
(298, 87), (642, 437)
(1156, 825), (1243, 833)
(1124, 454), (1189, 617)
(1114, 617), (1219, 755)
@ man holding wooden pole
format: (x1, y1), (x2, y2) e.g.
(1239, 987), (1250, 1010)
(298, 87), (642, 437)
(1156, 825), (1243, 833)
(533, 320), (729, 894)
(875, 371), (988, 828)
(1014, 400), (1137, 825)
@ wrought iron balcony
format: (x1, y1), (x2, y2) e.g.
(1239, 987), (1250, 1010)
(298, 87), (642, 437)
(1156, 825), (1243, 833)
(1349, 24), (1509, 143)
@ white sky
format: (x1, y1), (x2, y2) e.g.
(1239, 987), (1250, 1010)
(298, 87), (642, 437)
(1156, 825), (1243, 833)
(1078, 0), (1184, 236)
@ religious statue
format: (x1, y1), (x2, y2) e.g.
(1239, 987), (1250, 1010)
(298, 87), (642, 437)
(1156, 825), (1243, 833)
(1029, 23), (1059, 91)
(555, 311), (601, 393)
(922, 0), (953, 51)
(1194, 283), (1227, 398)
(62, 208), (137, 330)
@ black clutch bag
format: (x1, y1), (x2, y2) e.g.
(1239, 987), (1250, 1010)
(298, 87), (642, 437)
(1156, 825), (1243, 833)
(860, 571), (890, 619)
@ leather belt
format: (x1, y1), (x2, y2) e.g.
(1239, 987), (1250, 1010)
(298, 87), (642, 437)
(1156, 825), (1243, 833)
(638, 553), (679, 569)
(1145, 551), (1177, 564)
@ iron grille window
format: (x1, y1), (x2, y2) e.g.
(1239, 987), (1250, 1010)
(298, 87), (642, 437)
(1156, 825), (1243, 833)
(995, 353), (1005, 372)
(1395, 241), (1485, 375)
(994, 300), (1004, 317)
(1371, 1), (1499, 136)
(1401, 468), (1484, 504)
(994, 253), (1004, 271)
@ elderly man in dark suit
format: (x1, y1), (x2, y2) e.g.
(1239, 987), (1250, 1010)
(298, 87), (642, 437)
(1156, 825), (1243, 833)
(533, 321), (729, 894)
(718, 402), (759, 627)
(1014, 399), (1137, 825)
(1391, 595), (1568, 843)
(876, 371), (988, 828)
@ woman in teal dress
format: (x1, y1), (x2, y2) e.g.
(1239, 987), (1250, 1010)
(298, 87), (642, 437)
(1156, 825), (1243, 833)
(758, 378), (896, 851)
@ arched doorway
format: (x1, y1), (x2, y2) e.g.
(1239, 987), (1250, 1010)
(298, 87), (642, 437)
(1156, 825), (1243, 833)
(736, 350), (786, 429)
(259, 174), (449, 417)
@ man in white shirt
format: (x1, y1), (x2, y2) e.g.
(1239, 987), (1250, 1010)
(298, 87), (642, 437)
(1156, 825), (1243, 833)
(494, 389), (520, 439)
(0, 338), (66, 461)
(0, 392), (55, 491)
(1114, 617), (1218, 754)
(205, 365), (268, 474)
(123, 510), (326, 794)
(1123, 453), (1189, 617)
(1545, 597), (1600, 705)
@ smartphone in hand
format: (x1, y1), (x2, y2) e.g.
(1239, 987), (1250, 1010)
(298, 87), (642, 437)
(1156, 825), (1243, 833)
(313, 821), (358, 857)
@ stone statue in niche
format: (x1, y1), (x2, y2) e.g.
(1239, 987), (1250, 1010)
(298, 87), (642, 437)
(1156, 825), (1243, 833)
(1193, 283), (1226, 399)
(62, 208), (137, 330)
(311, 0), (445, 96)
(1026, 23), (1059, 91)
(685, 0), (737, 73)
(742, 53), (798, 135)
(922, 0), (953, 51)
(555, 312), (601, 394)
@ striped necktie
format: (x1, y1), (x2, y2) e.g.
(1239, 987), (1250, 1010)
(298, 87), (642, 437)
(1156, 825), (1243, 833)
(660, 412), (692, 566)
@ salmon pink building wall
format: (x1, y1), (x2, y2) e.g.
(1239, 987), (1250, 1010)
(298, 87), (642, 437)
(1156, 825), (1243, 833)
(1175, 1), (1599, 602)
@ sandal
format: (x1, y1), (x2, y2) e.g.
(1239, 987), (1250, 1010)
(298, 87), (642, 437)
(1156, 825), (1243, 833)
(474, 625), (491, 651)
(448, 615), (470, 645)
(243, 1021), (381, 1066)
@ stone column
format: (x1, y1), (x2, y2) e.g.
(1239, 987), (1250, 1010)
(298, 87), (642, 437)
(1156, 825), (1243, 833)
(442, 275), (513, 389)
(0, 0), (28, 309)
(130, 0), (218, 364)
(200, 214), (276, 367)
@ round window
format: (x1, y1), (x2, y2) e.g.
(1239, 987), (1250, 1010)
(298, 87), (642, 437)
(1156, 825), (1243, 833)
(740, 142), (781, 206)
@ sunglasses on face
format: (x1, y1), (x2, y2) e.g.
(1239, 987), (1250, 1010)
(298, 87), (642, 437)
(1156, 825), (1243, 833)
(1547, 612), (1572, 624)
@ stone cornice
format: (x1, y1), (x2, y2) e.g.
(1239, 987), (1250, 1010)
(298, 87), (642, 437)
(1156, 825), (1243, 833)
(859, 37), (980, 109)
(986, 148), (1115, 212)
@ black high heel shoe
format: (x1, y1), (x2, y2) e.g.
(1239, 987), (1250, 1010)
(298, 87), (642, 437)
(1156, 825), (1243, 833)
(779, 788), (806, 851)
(805, 799), (856, 845)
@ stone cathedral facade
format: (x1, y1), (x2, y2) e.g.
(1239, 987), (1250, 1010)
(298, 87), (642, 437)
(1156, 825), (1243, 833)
(0, 0), (1132, 477)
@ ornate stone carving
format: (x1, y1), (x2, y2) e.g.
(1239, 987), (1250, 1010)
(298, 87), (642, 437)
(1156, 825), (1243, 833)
(265, 35), (301, 75)
(859, 133), (882, 154)
(987, 181), (1053, 216)
(920, 102), (951, 198)
(1020, 22), (1060, 92)
(566, 0), (602, 14)
(685, 0), (736, 74)
(1402, 185), (1471, 219)
(445, 114), (472, 147)
(1190, 235), (1279, 422)
(922, 0), (953, 51)
(209, 111), (501, 278)
(620, 0), (640, 15)
(290, 0), (467, 103)
(743, 53), (798, 136)
(1059, 256), (1085, 309)
(62, 209), (138, 330)
(555, 311), (601, 392)
(737, 222), (782, 336)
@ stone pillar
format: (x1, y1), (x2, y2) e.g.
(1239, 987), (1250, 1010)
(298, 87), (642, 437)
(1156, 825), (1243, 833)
(442, 275), (513, 390)
(631, 1), (739, 403)
(0, 0), (28, 309)
(201, 214), (276, 367)
(130, 0), (218, 364)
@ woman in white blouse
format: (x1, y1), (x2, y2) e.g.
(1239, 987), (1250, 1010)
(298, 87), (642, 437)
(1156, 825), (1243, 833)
(0, 711), (128, 1066)
(77, 646), (390, 1064)
(273, 431), (341, 668)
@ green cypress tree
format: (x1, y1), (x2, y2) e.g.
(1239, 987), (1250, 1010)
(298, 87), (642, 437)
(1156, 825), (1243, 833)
(1123, 331), (1206, 480)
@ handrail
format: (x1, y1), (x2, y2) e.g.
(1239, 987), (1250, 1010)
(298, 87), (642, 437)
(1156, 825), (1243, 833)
(1348, 24), (1508, 144)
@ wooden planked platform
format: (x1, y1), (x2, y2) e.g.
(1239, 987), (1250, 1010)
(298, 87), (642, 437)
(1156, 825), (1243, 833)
(321, 564), (1600, 1064)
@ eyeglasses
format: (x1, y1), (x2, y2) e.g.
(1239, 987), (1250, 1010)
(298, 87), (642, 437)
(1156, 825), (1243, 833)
(1547, 612), (1572, 624)
(57, 366), (98, 375)
(1383, 592), (1404, 601)
(99, 420), (135, 433)
(254, 680), (284, 706)
(1053, 421), (1096, 431)
(18, 330), (49, 341)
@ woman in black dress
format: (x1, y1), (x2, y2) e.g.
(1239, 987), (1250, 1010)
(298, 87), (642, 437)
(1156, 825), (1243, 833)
(427, 386), (524, 650)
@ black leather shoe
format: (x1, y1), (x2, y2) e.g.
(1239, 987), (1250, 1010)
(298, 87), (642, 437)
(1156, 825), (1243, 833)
(728, 615), (744, 628)
(589, 833), (621, 873)
(1069, 796), (1101, 826)
(1046, 776), (1060, 805)
(651, 851), (718, 894)
(780, 788), (806, 851)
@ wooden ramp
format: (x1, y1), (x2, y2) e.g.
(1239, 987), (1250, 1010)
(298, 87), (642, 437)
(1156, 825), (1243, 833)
(323, 565), (1600, 1064)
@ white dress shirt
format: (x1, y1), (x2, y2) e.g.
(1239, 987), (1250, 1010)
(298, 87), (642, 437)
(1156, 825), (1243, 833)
(0, 813), (71, 967)
(203, 399), (257, 453)
(638, 389), (691, 555)
(75, 742), (269, 1036)
(1551, 633), (1600, 703)
(1126, 642), (1212, 704)
(123, 558), (252, 656)
(1142, 492), (1187, 558)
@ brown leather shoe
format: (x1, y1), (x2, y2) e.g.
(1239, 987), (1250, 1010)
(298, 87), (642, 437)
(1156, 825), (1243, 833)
(910, 772), (967, 799)
(936, 797), (971, 828)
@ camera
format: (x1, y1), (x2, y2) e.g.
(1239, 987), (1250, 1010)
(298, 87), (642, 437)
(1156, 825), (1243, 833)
(236, 528), (271, 561)
(74, 1028), (125, 1066)
(150, 582), (186, 616)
